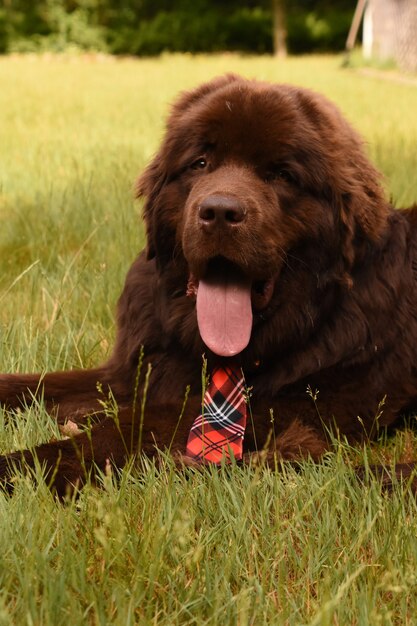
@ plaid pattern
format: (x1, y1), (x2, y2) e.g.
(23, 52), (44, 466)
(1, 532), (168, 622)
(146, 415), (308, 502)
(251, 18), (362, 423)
(186, 362), (247, 463)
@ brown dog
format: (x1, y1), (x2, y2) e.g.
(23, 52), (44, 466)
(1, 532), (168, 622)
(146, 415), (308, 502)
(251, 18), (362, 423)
(1, 74), (417, 496)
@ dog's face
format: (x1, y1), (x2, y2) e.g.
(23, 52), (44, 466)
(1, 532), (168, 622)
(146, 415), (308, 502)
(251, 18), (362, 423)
(138, 75), (389, 357)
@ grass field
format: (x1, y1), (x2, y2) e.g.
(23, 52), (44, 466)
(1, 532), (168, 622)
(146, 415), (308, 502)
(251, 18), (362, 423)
(1, 53), (417, 625)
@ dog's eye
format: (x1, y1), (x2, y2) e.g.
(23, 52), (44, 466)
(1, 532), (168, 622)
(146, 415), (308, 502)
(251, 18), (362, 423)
(191, 157), (207, 170)
(277, 169), (293, 183)
(265, 167), (294, 184)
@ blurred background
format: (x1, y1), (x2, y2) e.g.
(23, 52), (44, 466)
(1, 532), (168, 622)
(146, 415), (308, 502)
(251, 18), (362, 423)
(0, 0), (414, 71)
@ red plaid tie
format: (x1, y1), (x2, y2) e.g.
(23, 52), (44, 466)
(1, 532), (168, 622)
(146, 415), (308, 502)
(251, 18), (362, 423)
(186, 362), (247, 463)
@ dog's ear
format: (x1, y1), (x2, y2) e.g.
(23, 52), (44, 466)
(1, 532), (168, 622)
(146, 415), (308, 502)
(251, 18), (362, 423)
(295, 88), (390, 286)
(136, 156), (166, 261)
(337, 153), (389, 285)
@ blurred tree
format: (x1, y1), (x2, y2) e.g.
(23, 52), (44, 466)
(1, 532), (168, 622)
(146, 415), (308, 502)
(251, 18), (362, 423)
(0, 0), (356, 55)
(272, 0), (287, 57)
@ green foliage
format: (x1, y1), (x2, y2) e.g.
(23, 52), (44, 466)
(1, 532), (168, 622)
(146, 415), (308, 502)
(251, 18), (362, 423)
(112, 8), (272, 56)
(0, 9), (8, 53)
(0, 0), (356, 55)
(288, 9), (354, 53)
(6, 0), (108, 52)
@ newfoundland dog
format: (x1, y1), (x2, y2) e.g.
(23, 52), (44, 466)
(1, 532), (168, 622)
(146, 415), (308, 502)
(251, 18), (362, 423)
(1, 74), (417, 496)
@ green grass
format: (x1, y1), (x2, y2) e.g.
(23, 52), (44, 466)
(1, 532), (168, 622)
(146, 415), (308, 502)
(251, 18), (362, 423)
(1, 53), (417, 624)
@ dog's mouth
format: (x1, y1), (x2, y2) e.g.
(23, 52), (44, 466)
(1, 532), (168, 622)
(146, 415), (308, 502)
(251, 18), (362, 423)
(186, 257), (274, 357)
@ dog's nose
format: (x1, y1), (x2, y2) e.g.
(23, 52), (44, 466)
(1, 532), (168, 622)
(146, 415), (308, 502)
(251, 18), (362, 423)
(198, 195), (246, 230)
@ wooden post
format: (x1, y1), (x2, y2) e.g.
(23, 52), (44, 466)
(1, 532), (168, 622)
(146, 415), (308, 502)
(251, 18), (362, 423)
(346, 0), (368, 51)
(272, 0), (287, 58)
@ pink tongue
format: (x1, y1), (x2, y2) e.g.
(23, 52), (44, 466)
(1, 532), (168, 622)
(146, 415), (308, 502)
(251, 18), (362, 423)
(196, 269), (252, 357)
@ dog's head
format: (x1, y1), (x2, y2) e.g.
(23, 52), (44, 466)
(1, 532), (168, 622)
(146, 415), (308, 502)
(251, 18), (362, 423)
(137, 75), (389, 357)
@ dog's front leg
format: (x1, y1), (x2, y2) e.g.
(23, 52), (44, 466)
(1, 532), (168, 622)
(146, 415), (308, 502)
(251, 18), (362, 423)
(0, 399), (197, 498)
(0, 366), (131, 423)
(0, 407), (147, 498)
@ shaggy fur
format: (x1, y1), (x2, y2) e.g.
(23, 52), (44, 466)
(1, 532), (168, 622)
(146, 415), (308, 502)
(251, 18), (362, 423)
(1, 74), (417, 497)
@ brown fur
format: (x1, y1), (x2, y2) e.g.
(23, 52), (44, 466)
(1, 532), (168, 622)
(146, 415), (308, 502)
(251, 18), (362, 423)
(1, 75), (417, 497)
